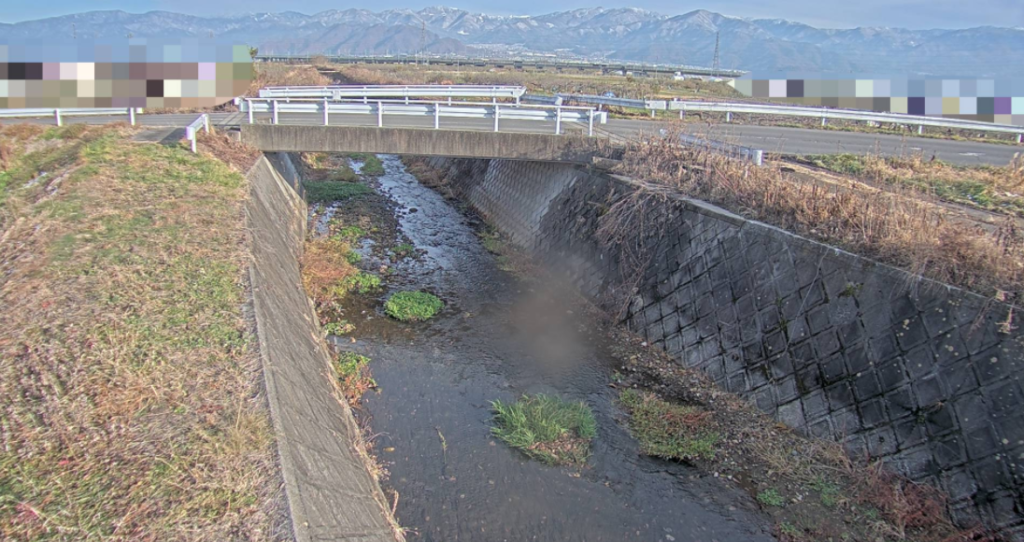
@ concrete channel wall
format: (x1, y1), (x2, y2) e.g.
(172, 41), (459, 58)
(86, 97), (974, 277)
(425, 157), (1024, 536)
(246, 155), (398, 542)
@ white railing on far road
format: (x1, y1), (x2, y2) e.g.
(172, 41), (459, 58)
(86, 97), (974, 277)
(0, 107), (141, 126)
(239, 98), (602, 136)
(258, 85), (527, 102)
(670, 101), (1024, 141)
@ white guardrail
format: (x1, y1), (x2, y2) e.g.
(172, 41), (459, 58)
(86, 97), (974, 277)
(670, 101), (1024, 140)
(184, 114), (210, 153)
(237, 97), (604, 136)
(659, 129), (764, 166)
(543, 93), (1023, 140)
(259, 85), (527, 102)
(0, 107), (141, 126)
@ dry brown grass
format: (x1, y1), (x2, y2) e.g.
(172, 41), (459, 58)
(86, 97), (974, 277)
(803, 152), (1024, 216)
(249, 63), (331, 96)
(0, 124), (280, 541)
(617, 130), (1024, 302)
(301, 237), (359, 309)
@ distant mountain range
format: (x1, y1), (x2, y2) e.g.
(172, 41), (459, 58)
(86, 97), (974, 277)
(2, 6), (1021, 77)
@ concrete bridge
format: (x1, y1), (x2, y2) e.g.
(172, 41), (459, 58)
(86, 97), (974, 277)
(239, 124), (608, 163)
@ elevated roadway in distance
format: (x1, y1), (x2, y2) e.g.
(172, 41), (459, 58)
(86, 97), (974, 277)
(256, 54), (746, 78)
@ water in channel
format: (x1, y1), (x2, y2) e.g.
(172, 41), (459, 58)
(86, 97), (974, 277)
(321, 155), (775, 542)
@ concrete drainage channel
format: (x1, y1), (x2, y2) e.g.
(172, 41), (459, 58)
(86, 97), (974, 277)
(248, 151), (1023, 541)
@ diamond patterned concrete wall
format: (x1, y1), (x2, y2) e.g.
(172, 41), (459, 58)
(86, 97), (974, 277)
(427, 157), (1024, 537)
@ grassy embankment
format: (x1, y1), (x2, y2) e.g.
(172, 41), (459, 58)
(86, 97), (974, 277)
(617, 132), (1024, 309)
(0, 124), (278, 541)
(802, 153), (1024, 217)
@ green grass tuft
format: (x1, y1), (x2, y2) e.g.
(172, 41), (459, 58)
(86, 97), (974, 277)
(393, 243), (415, 258)
(491, 394), (596, 465)
(757, 488), (786, 507)
(619, 389), (719, 462)
(384, 291), (443, 322)
(342, 271), (381, 294)
(303, 180), (371, 203)
(332, 351), (376, 400)
(349, 153), (385, 176)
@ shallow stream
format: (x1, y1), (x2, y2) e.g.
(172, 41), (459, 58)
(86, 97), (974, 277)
(320, 155), (775, 542)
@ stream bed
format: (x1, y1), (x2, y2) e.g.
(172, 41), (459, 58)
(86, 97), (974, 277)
(318, 155), (776, 542)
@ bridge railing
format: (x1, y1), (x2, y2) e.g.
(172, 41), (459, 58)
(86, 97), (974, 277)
(239, 97), (602, 136)
(258, 84), (527, 101)
(0, 107), (141, 126)
(184, 114), (210, 153)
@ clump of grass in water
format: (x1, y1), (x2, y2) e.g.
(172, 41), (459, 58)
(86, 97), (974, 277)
(342, 271), (381, 294)
(491, 394), (596, 465)
(323, 320), (355, 336)
(303, 180), (371, 203)
(384, 291), (443, 321)
(349, 153), (385, 176)
(393, 243), (415, 258)
(618, 389), (719, 462)
(332, 351), (376, 403)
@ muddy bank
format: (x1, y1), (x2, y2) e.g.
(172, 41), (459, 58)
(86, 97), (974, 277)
(307, 154), (774, 542)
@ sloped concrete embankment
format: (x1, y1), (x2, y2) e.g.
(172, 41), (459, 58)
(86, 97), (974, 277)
(425, 156), (1024, 536)
(246, 155), (398, 542)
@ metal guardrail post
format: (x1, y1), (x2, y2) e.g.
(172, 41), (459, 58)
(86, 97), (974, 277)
(588, 110), (594, 137)
(323, 99), (329, 126)
(494, 104), (500, 132)
(203, 114), (209, 133)
(247, 99), (253, 124)
(753, 149), (764, 167)
(821, 117), (827, 127)
(272, 100), (279, 125)
(128, 107), (136, 126)
(918, 125), (924, 134)
(434, 103), (440, 129)
(555, 106), (562, 135)
(54, 109), (62, 127)
(726, 111), (732, 123)
(377, 101), (383, 128)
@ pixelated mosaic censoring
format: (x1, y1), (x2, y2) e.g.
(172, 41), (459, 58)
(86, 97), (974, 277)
(0, 39), (252, 109)
(730, 76), (1024, 126)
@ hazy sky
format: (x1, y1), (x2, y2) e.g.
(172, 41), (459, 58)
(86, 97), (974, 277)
(1, 0), (1021, 29)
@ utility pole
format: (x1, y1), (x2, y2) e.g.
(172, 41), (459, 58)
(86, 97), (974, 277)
(419, 21), (426, 65)
(712, 31), (721, 78)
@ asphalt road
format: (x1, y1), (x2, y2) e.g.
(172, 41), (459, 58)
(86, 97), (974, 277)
(601, 119), (1023, 166)
(24, 111), (1023, 166)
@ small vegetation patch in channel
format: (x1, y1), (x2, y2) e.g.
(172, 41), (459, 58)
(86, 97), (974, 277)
(619, 389), (719, 462)
(384, 290), (444, 321)
(332, 351), (377, 404)
(303, 180), (372, 203)
(349, 153), (385, 176)
(491, 394), (597, 466)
